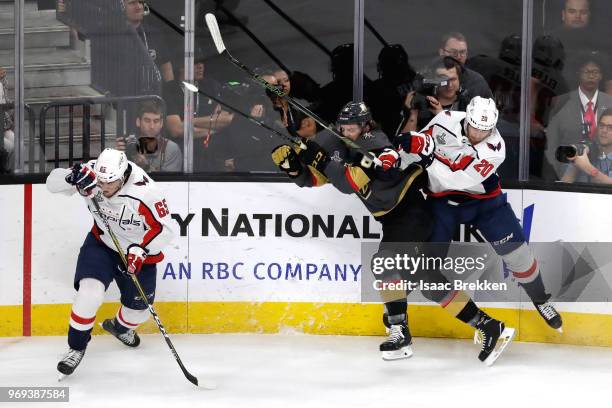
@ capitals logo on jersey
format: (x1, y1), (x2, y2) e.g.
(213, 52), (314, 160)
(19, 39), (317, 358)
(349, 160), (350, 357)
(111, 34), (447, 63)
(487, 142), (502, 151)
(135, 176), (150, 186)
(436, 132), (448, 145)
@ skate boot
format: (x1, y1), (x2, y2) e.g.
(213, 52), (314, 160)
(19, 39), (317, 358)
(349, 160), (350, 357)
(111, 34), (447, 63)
(101, 318), (140, 347)
(474, 315), (515, 366)
(57, 348), (86, 376)
(533, 295), (563, 333)
(380, 322), (413, 361)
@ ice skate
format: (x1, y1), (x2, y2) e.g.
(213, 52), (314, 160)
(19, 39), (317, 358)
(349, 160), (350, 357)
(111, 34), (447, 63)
(474, 316), (515, 366)
(380, 323), (413, 361)
(533, 296), (563, 333)
(57, 348), (86, 378)
(101, 318), (141, 347)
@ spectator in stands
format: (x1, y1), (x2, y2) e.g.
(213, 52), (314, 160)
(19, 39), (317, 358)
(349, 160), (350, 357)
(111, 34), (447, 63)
(438, 32), (492, 99)
(0, 67), (14, 173)
(550, 0), (612, 93)
(124, 0), (174, 83)
(561, 0), (591, 29)
(313, 43), (372, 124)
(530, 35), (570, 178)
(210, 72), (283, 173)
(164, 58), (234, 171)
(116, 100), (182, 172)
(260, 70), (317, 139)
(164, 59), (233, 141)
(550, 0), (593, 59)
(544, 52), (612, 179)
(561, 107), (612, 184)
(368, 44), (418, 140)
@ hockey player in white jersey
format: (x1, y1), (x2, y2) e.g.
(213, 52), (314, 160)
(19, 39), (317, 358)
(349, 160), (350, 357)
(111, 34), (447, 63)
(399, 97), (562, 363)
(46, 148), (174, 377)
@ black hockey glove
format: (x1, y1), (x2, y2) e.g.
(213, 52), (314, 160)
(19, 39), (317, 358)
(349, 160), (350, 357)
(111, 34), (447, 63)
(297, 139), (330, 174)
(271, 145), (302, 177)
(65, 163), (97, 197)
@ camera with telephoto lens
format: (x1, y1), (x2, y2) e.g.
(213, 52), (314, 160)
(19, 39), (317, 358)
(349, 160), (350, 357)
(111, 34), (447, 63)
(411, 75), (450, 111)
(555, 141), (592, 163)
(555, 123), (592, 163)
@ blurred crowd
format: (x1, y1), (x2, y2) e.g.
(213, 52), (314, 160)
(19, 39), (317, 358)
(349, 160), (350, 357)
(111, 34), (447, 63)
(2, 0), (611, 185)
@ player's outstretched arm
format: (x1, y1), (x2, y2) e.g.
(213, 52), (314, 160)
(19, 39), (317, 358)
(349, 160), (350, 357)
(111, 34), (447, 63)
(46, 168), (75, 195)
(271, 143), (329, 188)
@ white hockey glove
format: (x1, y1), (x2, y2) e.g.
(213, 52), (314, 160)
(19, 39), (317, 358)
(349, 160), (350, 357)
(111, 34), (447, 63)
(376, 148), (400, 171)
(396, 132), (435, 169)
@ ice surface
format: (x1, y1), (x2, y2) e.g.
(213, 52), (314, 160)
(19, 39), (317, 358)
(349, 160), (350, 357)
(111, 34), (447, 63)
(1, 333), (611, 408)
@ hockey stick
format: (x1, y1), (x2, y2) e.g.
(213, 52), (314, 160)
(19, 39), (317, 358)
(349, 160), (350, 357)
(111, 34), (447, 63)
(364, 19), (388, 47)
(181, 81), (305, 149)
(89, 196), (215, 389)
(215, 4), (292, 75)
(204, 13), (381, 168)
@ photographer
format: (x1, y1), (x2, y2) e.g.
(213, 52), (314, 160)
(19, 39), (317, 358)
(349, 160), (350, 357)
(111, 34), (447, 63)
(560, 108), (612, 184)
(116, 101), (182, 172)
(400, 56), (471, 133)
(543, 52), (612, 179)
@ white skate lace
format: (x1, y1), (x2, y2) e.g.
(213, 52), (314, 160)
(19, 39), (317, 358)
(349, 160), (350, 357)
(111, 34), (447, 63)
(537, 303), (558, 320)
(62, 349), (84, 367)
(119, 330), (136, 344)
(473, 329), (486, 350)
(387, 325), (404, 343)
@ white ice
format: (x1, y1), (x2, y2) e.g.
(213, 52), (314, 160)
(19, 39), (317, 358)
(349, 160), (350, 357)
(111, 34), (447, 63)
(1, 333), (611, 408)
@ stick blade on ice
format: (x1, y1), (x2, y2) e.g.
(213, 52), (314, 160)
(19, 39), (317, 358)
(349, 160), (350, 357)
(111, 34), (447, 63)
(205, 13), (226, 54)
(199, 380), (218, 390)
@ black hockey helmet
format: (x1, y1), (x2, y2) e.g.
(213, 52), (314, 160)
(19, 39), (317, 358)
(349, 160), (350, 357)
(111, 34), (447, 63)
(331, 43), (354, 79)
(499, 34), (522, 65)
(336, 101), (372, 126)
(378, 44), (408, 73)
(377, 44), (416, 82)
(533, 35), (565, 70)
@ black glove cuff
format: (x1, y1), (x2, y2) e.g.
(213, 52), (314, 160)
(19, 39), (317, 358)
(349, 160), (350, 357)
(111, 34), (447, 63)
(126, 243), (148, 255)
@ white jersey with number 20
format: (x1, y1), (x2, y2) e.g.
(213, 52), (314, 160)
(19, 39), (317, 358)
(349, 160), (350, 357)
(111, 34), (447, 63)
(422, 111), (506, 198)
